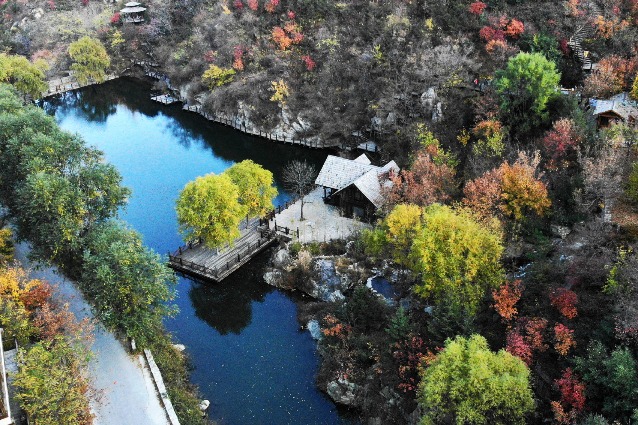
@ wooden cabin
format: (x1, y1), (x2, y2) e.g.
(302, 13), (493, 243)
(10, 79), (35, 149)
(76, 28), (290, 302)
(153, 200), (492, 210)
(590, 92), (638, 128)
(120, 1), (146, 23)
(315, 154), (399, 220)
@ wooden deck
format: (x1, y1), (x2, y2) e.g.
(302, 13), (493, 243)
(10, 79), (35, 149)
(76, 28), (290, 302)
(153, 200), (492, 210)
(168, 220), (280, 282)
(151, 94), (179, 105)
(42, 74), (118, 98)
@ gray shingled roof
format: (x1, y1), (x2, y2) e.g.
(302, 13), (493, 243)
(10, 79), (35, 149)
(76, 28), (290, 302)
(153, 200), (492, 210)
(314, 155), (376, 190)
(315, 155), (399, 208)
(591, 92), (638, 121)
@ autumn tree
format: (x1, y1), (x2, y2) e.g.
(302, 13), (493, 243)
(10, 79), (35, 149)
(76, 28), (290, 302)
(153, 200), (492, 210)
(281, 160), (317, 221)
(552, 368), (586, 425)
(583, 55), (638, 98)
(382, 204), (423, 269)
(542, 118), (582, 170)
(14, 336), (92, 425)
(202, 65), (235, 89)
(494, 52), (560, 136)
(176, 172), (246, 248)
(411, 204), (504, 315)
(418, 334), (534, 425)
(464, 151), (551, 223)
(68, 36), (111, 85)
(225, 160), (278, 220)
(492, 279), (523, 322)
(385, 148), (456, 209)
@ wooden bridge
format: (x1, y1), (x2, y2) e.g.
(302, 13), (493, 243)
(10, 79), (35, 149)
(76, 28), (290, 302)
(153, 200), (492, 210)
(167, 212), (299, 282)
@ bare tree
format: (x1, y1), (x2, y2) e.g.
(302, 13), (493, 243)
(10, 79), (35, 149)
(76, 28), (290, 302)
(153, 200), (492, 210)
(282, 160), (317, 221)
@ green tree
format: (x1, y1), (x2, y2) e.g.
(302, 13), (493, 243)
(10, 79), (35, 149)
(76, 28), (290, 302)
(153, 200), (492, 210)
(494, 52), (560, 137)
(573, 341), (638, 422)
(176, 173), (246, 248)
(225, 160), (278, 219)
(82, 221), (177, 345)
(0, 54), (47, 98)
(411, 204), (504, 315)
(68, 36), (111, 85)
(418, 334), (534, 425)
(14, 336), (92, 425)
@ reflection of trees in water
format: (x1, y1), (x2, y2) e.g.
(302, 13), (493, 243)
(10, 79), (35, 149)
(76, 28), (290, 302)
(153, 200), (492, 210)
(188, 252), (274, 335)
(45, 88), (118, 123)
(164, 119), (198, 149)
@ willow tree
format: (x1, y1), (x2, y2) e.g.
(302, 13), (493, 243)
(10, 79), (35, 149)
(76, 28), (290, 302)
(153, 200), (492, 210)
(411, 204), (504, 315)
(68, 36), (111, 85)
(176, 173), (245, 248)
(419, 334), (534, 425)
(0, 54), (47, 98)
(225, 160), (278, 220)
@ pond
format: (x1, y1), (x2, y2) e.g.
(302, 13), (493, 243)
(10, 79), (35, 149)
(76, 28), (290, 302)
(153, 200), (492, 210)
(45, 78), (356, 425)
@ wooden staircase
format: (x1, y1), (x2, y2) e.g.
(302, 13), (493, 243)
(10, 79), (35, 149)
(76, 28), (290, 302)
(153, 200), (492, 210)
(568, 1), (601, 71)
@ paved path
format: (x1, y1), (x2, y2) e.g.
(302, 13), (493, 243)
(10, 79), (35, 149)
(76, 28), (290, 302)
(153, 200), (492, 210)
(273, 188), (370, 243)
(14, 243), (169, 425)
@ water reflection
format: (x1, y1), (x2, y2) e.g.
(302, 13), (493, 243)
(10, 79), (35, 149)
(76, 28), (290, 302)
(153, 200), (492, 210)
(188, 270), (274, 335)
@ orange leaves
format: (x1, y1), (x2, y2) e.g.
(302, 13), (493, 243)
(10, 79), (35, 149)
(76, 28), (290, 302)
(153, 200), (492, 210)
(322, 314), (351, 339)
(271, 21), (303, 51)
(584, 55), (638, 98)
(463, 152), (550, 222)
(500, 152), (551, 220)
(264, 0), (278, 13)
(554, 323), (575, 356)
(550, 288), (578, 319)
(492, 280), (523, 322)
(505, 19), (524, 38)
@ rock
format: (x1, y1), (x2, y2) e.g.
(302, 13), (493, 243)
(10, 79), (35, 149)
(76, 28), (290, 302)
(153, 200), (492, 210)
(297, 115), (311, 131)
(420, 87), (437, 109)
(551, 224), (571, 239)
(432, 102), (443, 122)
(172, 344), (186, 352)
(33, 8), (44, 19)
(423, 306), (433, 315)
(385, 112), (397, 125)
(371, 117), (382, 131)
(326, 378), (359, 406)
(272, 248), (290, 268)
(368, 418), (382, 425)
(263, 269), (284, 287)
(307, 319), (322, 340)
(327, 290), (345, 302)
(199, 400), (210, 411)
(291, 121), (303, 133)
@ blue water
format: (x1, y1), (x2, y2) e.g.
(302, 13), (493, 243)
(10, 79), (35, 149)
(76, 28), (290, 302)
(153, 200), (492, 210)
(46, 78), (355, 425)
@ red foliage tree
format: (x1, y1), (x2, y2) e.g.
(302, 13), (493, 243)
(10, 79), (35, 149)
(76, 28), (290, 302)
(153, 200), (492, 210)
(233, 46), (245, 71)
(550, 288), (578, 319)
(479, 26), (505, 43)
(506, 331), (533, 365)
(554, 324), (575, 356)
(584, 55), (638, 98)
(469, 1), (487, 15)
(492, 280), (523, 322)
(385, 148), (456, 209)
(20, 281), (53, 312)
(264, 0), (278, 13)
(542, 118), (582, 168)
(552, 368), (586, 424)
(247, 0), (258, 10)
(524, 317), (549, 352)
(393, 335), (434, 394)
(505, 19), (525, 38)
(110, 12), (120, 24)
(233, 0), (243, 9)
(463, 167), (503, 221)
(301, 55), (316, 71)
(287, 10), (295, 19)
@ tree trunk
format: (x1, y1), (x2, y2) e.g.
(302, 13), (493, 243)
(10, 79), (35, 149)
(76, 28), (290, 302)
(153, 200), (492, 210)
(300, 196), (305, 221)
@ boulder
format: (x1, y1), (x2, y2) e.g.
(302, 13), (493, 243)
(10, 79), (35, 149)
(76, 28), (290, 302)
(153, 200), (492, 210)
(172, 344), (186, 352)
(307, 319), (322, 340)
(326, 378), (359, 406)
(272, 248), (291, 268)
(263, 269), (284, 287)
(551, 224), (571, 239)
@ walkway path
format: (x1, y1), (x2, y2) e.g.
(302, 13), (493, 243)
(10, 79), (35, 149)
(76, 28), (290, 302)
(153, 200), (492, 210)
(273, 188), (370, 243)
(13, 243), (169, 425)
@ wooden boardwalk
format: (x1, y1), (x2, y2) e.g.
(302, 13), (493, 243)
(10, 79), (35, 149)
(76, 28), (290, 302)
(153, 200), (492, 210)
(168, 220), (280, 282)
(167, 198), (302, 282)
(42, 74), (118, 98)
